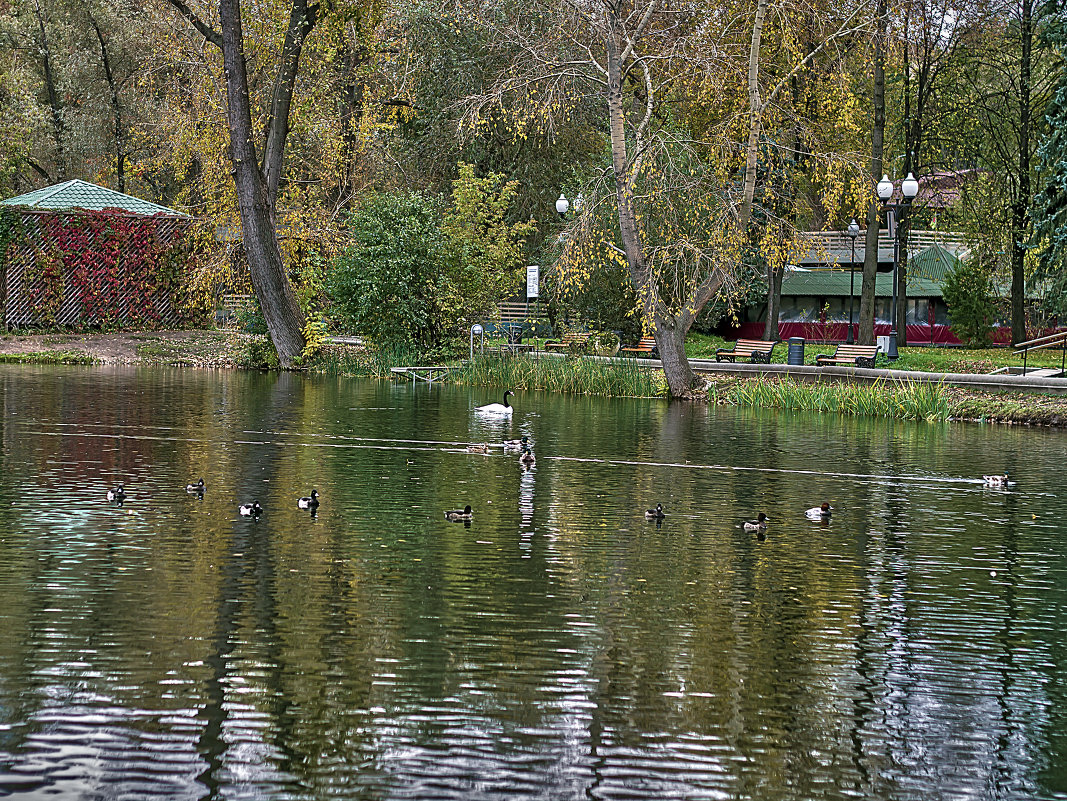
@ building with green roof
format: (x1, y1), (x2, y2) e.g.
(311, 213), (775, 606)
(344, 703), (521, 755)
(732, 243), (975, 344)
(1, 181), (194, 330)
(0, 179), (187, 217)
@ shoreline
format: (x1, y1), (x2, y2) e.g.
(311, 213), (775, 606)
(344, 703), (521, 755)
(1, 330), (1065, 428)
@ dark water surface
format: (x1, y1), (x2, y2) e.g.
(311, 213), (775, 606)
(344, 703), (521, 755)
(0, 365), (1065, 800)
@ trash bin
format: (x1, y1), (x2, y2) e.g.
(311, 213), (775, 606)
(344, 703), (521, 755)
(787, 337), (805, 366)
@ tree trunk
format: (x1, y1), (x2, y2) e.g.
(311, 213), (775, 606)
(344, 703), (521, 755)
(260, 0), (318, 205)
(34, 0), (65, 182)
(1012, 0), (1033, 345)
(896, 212), (909, 345)
(653, 314), (697, 397)
(219, 0), (306, 365)
(740, 0), (769, 226)
(858, 0), (887, 346)
(89, 15), (126, 193)
(763, 263), (782, 340)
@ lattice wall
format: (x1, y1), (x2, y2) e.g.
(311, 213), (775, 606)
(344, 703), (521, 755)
(1, 209), (192, 330)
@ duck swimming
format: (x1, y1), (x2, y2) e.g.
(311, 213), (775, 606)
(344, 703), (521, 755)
(444, 505), (473, 522)
(475, 390), (514, 415)
(503, 436), (529, 451)
(983, 473), (1011, 486)
(645, 504), (665, 520)
(519, 446), (535, 466)
(466, 443), (491, 454)
(106, 484), (125, 503)
(186, 478), (205, 493)
(743, 512), (770, 531)
(805, 502), (832, 520)
(298, 490), (319, 509)
(239, 502), (263, 517)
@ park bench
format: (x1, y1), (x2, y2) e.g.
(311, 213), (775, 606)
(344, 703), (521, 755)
(715, 338), (778, 364)
(544, 331), (591, 352)
(621, 337), (658, 357)
(815, 344), (880, 369)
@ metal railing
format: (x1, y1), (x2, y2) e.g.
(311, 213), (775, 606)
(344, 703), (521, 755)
(798, 230), (972, 265)
(1013, 330), (1067, 375)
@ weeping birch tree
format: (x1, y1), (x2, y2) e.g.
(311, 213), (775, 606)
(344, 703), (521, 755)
(458, 0), (869, 396)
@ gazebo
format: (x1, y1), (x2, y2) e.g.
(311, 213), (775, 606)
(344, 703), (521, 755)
(0, 180), (194, 330)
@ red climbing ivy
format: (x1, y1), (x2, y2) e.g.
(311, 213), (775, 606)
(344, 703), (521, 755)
(7, 207), (198, 329)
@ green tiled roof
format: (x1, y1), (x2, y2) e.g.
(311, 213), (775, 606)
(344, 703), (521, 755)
(1, 179), (187, 217)
(782, 269), (943, 298)
(909, 244), (962, 282)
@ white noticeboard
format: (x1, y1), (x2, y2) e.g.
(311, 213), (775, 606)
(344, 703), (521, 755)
(526, 265), (539, 299)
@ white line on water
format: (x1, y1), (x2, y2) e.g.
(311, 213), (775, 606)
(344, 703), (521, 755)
(19, 427), (993, 486)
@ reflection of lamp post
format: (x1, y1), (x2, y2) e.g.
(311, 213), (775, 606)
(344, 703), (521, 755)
(876, 172), (919, 360)
(846, 218), (860, 344)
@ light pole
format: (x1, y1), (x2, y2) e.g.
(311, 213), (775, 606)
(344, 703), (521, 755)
(846, 218), (860, 344)
(470, 324), (484, 360)
(876, 172), (919, 360)
(556, 194), (570, 218)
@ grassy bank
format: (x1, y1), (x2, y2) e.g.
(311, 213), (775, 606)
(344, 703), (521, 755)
(704, 374), (1067, 426)
(0, 350), (98, 365)
(451, 353), (667, 397)
(708, 375), (950, 421)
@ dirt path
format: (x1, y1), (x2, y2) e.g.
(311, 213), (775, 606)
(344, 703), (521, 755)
(0, 330), (238, 365)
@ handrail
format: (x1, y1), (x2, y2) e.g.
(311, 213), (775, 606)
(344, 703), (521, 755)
(1014, 329), (1067, 375)
(1013, 330), (1067, 351)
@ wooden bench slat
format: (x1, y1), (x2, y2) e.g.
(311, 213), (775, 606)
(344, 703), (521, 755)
(544, 332), (591, 350)
(716, 338), (778, 364)
(620, 336), (657, 356)
(815, 344), (879, 368)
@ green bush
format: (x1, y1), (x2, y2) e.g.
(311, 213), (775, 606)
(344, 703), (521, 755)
(440, 163), (536, 342)
(233, 296), (268, 335)
(327, 192), (446, 348)
(233, 334), (280, 369)
(941, 259), (997, 347)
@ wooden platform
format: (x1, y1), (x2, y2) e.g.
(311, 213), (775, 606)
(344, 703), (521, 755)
(390, 366), (455, 383)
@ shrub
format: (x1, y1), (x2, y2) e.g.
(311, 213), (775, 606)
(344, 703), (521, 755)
(941, 259), (997, 347)
(327, 192), (446, 348)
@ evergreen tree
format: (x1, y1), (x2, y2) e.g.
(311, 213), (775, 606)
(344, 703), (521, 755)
(1032, 0), (1067, 317)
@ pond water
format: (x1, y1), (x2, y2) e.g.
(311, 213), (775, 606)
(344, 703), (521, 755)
(0, 365), (1065, 801)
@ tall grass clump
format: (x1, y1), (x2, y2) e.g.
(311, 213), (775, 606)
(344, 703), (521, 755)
(313, 341), (434, 378)
(452, 354), (667, 397)
(730, 377), (949, 421)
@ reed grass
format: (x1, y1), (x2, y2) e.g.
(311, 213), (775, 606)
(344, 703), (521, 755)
(727, 376), (949, 421)
(313, 341), (434, 378)
(451, 353), (667, 397)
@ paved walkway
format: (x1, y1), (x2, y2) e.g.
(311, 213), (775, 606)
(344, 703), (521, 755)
(689, 357), (1066, 395)
(574, 353), (1067, 395)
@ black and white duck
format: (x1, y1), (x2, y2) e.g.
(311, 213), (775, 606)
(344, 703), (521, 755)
(444, 505), (473, 522)
(743, 512), (770, 531)
(645, 504), (665, 520)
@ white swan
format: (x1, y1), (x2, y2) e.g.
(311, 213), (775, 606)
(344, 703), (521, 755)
(475, 390), (514, 415)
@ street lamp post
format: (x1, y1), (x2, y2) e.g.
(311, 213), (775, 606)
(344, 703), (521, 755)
(876, 172), (919, 360)
(556, 194), (570, 218)
(846, 218), (860, 345)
